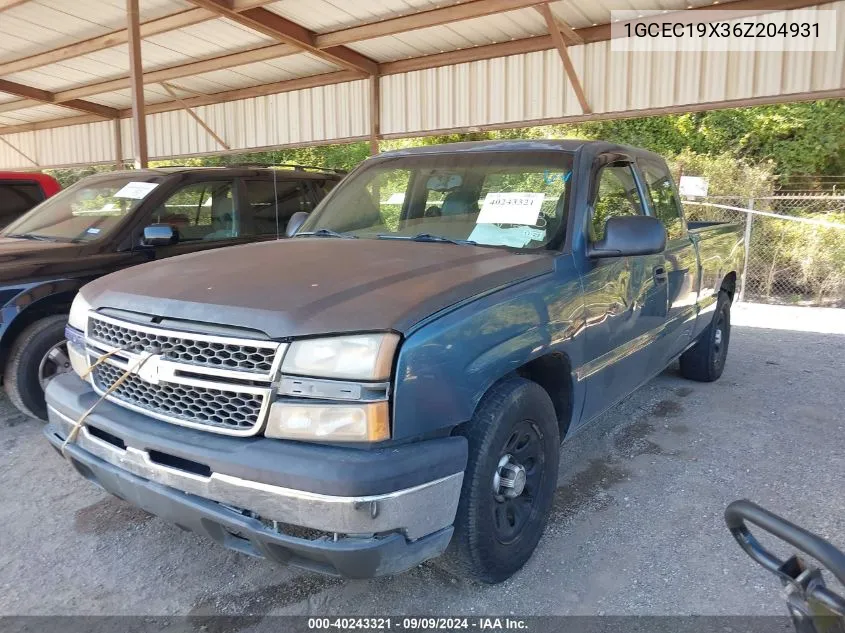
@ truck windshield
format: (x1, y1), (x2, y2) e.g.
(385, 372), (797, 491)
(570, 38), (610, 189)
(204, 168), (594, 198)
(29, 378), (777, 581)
(299, 152), (573, 250)
(1, 174), (163, 243)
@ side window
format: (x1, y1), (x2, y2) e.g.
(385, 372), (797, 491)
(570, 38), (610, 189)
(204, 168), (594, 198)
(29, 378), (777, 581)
(0, 182), (45, 226)
(591, 163), (645, 241)
(243, 179), (310, 237)
(639, 160), (685, 240)
(152, 180), (236, 242)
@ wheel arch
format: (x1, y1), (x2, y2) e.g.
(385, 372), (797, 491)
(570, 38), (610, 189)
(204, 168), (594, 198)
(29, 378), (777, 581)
(0, 285), (78, 369)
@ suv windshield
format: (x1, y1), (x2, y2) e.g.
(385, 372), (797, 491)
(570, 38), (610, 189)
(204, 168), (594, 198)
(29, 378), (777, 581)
(300, 152), (573, 250)
(1, 174), (163, 243)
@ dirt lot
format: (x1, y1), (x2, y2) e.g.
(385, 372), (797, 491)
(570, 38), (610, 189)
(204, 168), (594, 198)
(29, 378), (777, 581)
(1, 303), (843, 617)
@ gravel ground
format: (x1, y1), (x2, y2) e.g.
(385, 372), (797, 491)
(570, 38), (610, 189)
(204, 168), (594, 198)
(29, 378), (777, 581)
(0, 303), (843, 618)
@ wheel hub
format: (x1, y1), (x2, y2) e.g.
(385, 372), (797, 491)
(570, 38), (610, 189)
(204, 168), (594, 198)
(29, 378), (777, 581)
(493, 454), (528, 500)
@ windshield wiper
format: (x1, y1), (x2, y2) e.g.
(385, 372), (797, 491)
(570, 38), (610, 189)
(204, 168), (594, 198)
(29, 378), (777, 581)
(377, 233), (477, 246)
(295, 229), (357, 239)
(4, 233), (57, 242)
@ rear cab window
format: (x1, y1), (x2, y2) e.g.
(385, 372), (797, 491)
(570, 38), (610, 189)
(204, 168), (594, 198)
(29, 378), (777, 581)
(0, 181), (45, 227)
(638, 159), (686, 240)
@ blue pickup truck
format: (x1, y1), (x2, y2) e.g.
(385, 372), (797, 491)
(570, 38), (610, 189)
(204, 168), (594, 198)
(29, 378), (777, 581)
(45, 140), (743, 582)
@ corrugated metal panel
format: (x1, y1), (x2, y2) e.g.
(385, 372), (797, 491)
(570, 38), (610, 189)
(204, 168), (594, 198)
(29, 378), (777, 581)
(0, 119), (115, 168)
(2, 19), (275, 93)
(381, 2), (845, 136)
(0, 0), (190, 62)
(350, 9), (549, 62)
(265, 0), (446, 34)
(119, 78), (369, 162)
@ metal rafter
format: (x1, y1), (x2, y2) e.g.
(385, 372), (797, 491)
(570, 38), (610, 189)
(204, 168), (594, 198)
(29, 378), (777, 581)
(183, 0), (379, 75)
(536, 3), (590, 114)
(0, 78), (119, 118)
(161, 83), (230, 150)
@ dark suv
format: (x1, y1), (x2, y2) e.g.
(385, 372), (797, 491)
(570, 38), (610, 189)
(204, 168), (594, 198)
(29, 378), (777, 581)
(0, 165), (342, 420)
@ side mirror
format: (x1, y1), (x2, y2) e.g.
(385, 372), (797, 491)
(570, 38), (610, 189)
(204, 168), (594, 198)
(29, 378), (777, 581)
(588, 215), (666, 258)
(285, 211), (309, 237)
(142, 224), (178, 246)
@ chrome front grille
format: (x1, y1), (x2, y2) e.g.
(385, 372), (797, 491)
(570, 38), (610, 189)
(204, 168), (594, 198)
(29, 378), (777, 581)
(89, 316), (277, 375)
(92, 362), (266, 432)
(83, 313), (284, 436)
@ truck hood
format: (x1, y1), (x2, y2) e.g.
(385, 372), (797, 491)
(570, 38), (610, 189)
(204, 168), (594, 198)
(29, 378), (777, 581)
(83, 238), (555, 338)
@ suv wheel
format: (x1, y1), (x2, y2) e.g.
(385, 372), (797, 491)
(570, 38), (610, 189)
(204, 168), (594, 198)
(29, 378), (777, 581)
(440, 376), (560, 583)
(4, 315), (71, 420)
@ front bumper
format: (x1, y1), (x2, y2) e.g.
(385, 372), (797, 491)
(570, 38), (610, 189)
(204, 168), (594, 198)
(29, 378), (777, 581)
(45, 373), (466, 578)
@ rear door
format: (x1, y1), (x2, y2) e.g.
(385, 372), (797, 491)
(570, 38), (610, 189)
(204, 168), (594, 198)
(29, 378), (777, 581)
(0, 180), (46, 227)
(578, 158), (669, 423)
(637, 158), (700, 363)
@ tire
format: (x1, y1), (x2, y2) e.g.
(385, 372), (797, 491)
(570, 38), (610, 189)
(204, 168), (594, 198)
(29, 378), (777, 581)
(440, 376), (560, 583)
(4, 314), (71, 421)
(679, 291), (731, 382)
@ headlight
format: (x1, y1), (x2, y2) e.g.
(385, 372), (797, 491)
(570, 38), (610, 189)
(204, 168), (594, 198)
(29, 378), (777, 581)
(281, 333), (399, 380)
(68, 292), (91, 332)
(265, 402), (389, 442)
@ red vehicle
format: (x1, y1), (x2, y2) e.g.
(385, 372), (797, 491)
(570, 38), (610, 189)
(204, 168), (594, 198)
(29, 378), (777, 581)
(0, 171), (61, 228)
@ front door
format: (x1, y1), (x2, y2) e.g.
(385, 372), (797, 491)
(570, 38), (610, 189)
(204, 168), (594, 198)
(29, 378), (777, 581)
(578, 160), (669, 424)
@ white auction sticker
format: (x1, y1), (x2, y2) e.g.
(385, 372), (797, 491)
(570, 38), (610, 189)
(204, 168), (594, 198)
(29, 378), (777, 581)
(477, 192), (545, 225)
(114, 181), (159, 200)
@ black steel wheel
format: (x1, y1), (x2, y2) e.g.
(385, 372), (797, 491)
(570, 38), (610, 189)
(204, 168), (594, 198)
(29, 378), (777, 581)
(439, 376), (560, 583)
(680, 290), (731, 382)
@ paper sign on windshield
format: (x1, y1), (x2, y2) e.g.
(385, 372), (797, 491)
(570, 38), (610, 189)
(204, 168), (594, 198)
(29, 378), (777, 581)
(477, 192), (545, 225)
(114, 182), (159, 200)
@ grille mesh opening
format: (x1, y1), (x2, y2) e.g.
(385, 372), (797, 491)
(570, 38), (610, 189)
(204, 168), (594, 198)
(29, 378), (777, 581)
(93, 361), (265, 431)
(89, 318), (277, 374)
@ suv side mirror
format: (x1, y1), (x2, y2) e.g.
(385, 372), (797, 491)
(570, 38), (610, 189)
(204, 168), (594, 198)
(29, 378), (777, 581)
(588, 215), (666, 258)
(285, 211), (309, 237)
(142, 224), (178, 246)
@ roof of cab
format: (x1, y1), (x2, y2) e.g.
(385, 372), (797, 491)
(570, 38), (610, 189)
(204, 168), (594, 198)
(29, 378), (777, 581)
(375, 139), (666, 162)
(82, 166), (343, 181)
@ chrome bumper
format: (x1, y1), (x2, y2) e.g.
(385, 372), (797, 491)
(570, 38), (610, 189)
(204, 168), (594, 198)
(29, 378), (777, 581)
(48, 406), (462, 541)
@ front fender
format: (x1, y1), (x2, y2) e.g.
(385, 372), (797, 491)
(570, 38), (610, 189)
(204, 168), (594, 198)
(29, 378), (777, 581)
(0, 278), (83, 343)
(392, 257), (586, 440)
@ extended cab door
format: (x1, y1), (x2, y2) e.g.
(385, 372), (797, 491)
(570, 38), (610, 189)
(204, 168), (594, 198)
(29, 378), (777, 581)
(577, 159), (669, 424)
(637, 158), (700, 364)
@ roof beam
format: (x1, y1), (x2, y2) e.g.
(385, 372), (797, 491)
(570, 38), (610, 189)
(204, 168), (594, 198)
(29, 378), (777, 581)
(315, 0), (545, 48)
(0, 0), (30, 11)
(536, 3), (590, 113)
(0, 78), (119, 118)
(0, 0), (274, 77)
(183, 0), (379, 74)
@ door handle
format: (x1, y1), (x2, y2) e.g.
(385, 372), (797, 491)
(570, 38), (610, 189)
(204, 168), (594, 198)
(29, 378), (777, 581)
(653, 265), (668, 285)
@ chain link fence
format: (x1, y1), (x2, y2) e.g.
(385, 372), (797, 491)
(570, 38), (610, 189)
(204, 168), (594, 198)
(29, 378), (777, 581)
(683, 194), (845, 307)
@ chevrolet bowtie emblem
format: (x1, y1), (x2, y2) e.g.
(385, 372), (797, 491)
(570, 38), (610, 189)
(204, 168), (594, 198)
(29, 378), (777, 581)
(133, 351), (162, 385)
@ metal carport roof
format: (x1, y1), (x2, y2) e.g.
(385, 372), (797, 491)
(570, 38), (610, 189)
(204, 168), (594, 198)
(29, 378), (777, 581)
(0, 0), (841, 169)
